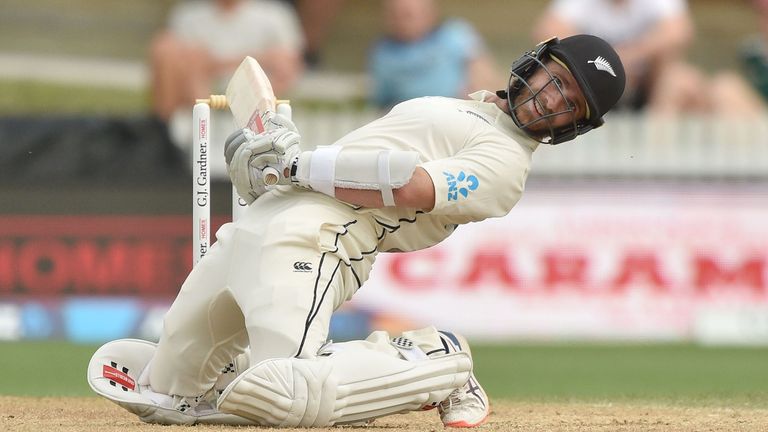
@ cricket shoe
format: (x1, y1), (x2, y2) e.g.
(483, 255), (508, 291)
(87, 338), (254, 426)
(432, 331), (490, 428)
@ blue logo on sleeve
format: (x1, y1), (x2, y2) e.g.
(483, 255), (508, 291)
(443, 171), (479, 201)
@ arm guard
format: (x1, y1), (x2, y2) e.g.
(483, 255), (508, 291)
(291, 146), (420, 206)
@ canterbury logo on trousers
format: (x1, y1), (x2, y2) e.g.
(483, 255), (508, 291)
(293, 261), (313, 272)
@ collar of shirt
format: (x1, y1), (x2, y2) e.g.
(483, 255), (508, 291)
(468, 90), (539, 151)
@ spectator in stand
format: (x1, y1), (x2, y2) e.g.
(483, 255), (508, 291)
(532, 0), (701, 113)
(290, 0), (345, 69)
(533, 0), (765, 117)
(369, 0), (501, 109)
(741, 0), (768, 105)
(149, 0), (305, 180)
(150, 0), (305, 122)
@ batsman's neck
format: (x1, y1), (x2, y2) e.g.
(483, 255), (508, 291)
(485, 94), (511, 115)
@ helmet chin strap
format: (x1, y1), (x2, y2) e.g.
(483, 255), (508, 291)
(495, 90), (508, 99)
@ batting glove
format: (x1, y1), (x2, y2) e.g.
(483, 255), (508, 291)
(224, 123), (302, 204)
(248, 127), (301, 185)
(225, 128), (267, 204)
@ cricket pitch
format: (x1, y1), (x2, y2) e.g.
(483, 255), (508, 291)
(2, 396), (767, 431)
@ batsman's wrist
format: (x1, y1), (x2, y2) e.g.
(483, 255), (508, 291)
(290, 151), (313, 189)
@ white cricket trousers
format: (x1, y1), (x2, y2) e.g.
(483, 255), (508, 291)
(149, 189), (378, 397)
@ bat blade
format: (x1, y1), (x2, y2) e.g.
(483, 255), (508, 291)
(225, 56), (276, 132)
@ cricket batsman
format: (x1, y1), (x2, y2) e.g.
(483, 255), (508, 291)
(88, 34), (625, 428)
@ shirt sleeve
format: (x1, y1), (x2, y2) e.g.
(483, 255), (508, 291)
(653, 0), (688, 18)
(168, 3), (197, 38)
(443, 19), (486, 61)
(264, 1), (305, 50)
(419, 135), (532, 222)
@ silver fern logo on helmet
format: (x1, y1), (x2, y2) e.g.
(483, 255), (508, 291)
(587, 56), (616, 77)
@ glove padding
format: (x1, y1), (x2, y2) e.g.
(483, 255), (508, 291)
(224, 113), (301, 204)
(224, 128), (266, 204)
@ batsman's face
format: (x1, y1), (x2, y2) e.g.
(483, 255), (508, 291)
(512, 59), (588, 132)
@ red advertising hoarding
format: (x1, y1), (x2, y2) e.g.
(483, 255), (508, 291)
(1, 185), (767, 344)
(0, 215), (224, 298)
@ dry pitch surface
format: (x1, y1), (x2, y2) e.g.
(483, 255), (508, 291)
(2, 397), (767, 432)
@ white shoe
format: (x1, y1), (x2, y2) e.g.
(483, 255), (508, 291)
(434, 331), (490, 428)
(87, 339), (254, 425)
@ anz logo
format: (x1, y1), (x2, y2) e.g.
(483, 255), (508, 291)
(443, 171), (479, 201)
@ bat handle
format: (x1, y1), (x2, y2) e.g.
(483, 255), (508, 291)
(263, 166), (281, 186)
(276, 101), (292, 120)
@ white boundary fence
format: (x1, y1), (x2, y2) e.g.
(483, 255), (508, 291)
(532, 113), (768, 178)
(295, 109), (768, 179)
(174, 106), (768, 182)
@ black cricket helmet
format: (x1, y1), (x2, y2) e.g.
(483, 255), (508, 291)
(498, 34), (626, 144)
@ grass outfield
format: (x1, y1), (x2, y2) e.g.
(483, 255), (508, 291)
(0, 80), (148, 115)
(478, 343), (768, 406)
(1, 341), (766, 407)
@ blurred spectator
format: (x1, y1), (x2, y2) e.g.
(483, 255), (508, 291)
(742, 0), (768, 104)
(369, 0), (501, 109)
(291, 0), (346, 69)
(150, 0), (305, 122)
(533, 0), (766, 117)
(533, 0), (700, 113)
(151, 0), (305, 181)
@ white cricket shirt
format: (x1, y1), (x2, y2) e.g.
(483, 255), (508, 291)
(333, 91), (539, 252)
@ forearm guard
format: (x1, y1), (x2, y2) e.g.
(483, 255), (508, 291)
(292, 146), (420, 206)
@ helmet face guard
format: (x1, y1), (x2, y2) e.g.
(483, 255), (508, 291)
(505, 48), (577, 144)
(505, 40), (590, 144)
(502, 36), (625, 145)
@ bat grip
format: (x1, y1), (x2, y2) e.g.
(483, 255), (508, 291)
(276, 102), (292, 120)
(263, 166), (281, 186)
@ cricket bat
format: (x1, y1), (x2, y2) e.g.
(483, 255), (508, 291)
(198, 56), (289, 186)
